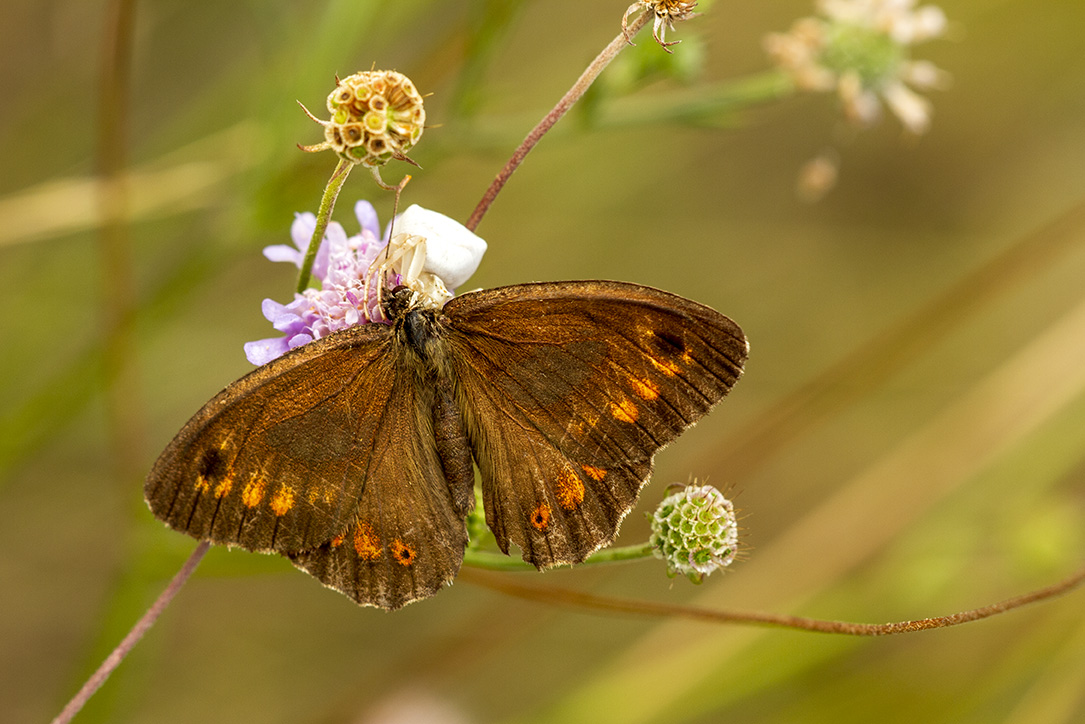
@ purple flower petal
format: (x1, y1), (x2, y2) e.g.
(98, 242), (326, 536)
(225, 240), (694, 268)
(287, 332), (314, 350)
(288, 212), (332, 281)
(262, 244), (303, 266)
(245, 199), (404, 365)
(244, 337), (290, 366)
(354, 200), (380, 238)
(291, 212), (317, 251)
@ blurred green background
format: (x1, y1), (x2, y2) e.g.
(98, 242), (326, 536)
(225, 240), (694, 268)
(2, 1), (1083, 722)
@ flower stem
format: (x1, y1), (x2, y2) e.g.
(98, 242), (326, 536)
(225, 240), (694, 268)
(464, 542), (655, 571)
(296, 159), (352, 293)
(51, 541), (210, 724)
(461, 562), (1085, 635)
(464, 10), (652, 232)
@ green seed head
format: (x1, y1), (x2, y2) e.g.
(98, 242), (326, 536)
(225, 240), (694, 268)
(649, 484), (738, 583)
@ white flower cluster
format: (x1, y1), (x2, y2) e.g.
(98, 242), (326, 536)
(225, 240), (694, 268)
(766, 0), (950, 134)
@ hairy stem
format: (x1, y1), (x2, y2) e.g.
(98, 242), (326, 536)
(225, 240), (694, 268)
(460, 562), (1085, 635)
(297, 159), (353, 293)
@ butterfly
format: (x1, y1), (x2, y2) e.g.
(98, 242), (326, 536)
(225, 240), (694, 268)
(144, 280), (747, 609)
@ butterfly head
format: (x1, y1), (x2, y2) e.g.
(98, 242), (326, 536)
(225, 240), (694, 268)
(381, 284), (422, 322)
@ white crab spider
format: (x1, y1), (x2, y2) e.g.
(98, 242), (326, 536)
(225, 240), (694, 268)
(365, 232), (452, 317)
(363, 205), (487, 321)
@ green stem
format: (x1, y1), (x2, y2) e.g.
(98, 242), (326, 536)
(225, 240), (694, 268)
(598, 70), (796, 128)
(463, 542), (656, 571)
(296, 159), (352, 293)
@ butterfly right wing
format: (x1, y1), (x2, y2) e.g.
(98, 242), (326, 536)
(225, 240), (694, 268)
(442, 280), (747, 569)
(144, 325), (398, 554)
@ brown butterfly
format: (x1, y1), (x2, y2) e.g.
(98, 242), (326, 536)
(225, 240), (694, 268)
(144, 280), (747, 609)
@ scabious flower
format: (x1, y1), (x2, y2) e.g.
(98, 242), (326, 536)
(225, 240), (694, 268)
(765, 0), (950, 134)
(243, 201), (388, 366)
(650, 483), (738, 583)
(243, 201), (487, 366)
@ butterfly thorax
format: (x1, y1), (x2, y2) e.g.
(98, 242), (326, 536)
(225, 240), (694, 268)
(383, 286), (475, 517)
(384, 285), (454, 382)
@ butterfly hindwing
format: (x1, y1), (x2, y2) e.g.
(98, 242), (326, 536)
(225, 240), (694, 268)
(443, 280), (748, 567)
(288, 342), (469, 610)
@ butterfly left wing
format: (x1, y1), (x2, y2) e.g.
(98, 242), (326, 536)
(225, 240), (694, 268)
(144, 325), (398, 554)
(145, 324), (468, 610)
(442, 280), (747, 568)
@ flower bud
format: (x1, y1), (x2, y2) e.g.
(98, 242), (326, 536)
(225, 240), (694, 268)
(649, 483), (738, 583)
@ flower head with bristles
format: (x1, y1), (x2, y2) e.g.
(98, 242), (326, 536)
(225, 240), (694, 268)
(765, 0), (950, 134)
(243, 201), (389, 366)
(650, 483), (738, 583)
(623, 1), (699, 52)
(243, 201), (486, 366)
(300, 70), (426, 169)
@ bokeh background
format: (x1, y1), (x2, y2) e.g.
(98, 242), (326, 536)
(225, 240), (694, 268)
(2, 1), (1084, 722)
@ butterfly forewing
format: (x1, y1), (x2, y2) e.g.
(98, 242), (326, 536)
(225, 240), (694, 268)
(145, 325), (397, 554)
(443, 281), (748, 567)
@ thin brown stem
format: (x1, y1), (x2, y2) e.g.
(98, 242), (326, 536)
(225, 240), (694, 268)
(459, 563), (1085, 636)
(464, 11), (652, 232)
(51, 541), (211, 724)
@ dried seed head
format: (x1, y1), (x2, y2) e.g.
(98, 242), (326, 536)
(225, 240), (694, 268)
(303, 70), (426, 168)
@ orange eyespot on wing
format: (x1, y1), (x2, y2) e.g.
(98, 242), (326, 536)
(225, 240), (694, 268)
(530, 503), (552, 531)
(352, 522), (381, 560)
(391, 539), (417, 566)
